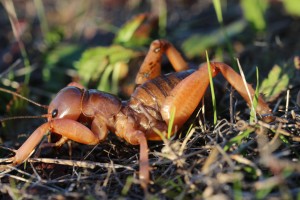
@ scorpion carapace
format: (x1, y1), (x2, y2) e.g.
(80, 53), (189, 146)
(1, 39), (274, 190)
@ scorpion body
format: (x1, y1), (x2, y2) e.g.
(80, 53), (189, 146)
(1, 40), (273, 190)
(126, 69), (195, 140)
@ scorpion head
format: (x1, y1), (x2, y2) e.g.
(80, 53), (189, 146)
(47, 86), (83, 121)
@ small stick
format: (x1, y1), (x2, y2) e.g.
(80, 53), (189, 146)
(0, 59), (21, 78)
(229, 86), (235, 131)
(285, 90), (290, 118)
(0, 87), (48, 109)
(27, 158), (135, 170)
(236, 59), (257, 123)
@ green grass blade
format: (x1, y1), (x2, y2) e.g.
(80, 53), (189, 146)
(2, 0), (31, 84)
(168, 107), (176, 139)
(223, 128), (252, 152)
(158, 0), (167, 37)
(98, 64), (114, 92)
(212, 0), (223, 23)
(234, 180), (243, 200)
(236, 59), (256, 123)
(212, 0), (238, 71)
(249, 67), (259, 124)
(206, 51), (217, 125)
(283, 0), (300, 16)
(182, 20), (246, 59)
(241, 0), (268, 31)
(33, 0), (49, 37)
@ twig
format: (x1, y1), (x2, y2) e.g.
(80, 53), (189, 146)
(27, 158), (135, 170)
(236, 58), (257, 122)
(285, 89), (290, 118)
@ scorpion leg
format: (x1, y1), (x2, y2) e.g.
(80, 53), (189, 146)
(161, 62), (274, 130)
(135, 40), (188, 85)
(116, 117), (150, 190)
(126, 130), (149, 191)
(10, 119), (105, 165)
(136, 131), (149, 191)
(11, 123), (50, 165)
(49, 118), (106, 145)
(209, 62), (273, 118)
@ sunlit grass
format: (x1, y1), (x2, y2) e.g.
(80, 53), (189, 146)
(224, 128), (252, 152)
(2, 0), (31, 84)
(241, 0), (268, 31)
(283, 0), (300, 16)
(249, 67), (259, 124)
(236, 59), (257, 123)
(212, 0), (237, 71)
(33, 0), (49, 37)
(158, 0), (167, 37)
(206, 51), (217, 125)
(167, 107), (176, 139)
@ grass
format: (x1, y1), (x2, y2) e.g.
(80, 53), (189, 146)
(249, 67), (260, 124)
(0, 0), (300, 199)
(236, 58), (258, 123)
(2, 0), (32, 85)
(212, 0), (237, 71)
(206, 51), (217, 125)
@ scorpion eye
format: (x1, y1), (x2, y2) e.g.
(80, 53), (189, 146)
(52, 109), (58, 118)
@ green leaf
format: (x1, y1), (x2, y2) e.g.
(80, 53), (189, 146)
(181, 20), (246, 59)
(224, 129), (252, 152)
(43, 44), (82, 91)
(212, 0), (223, 23)
(114, 14), (150, 47)
(75, 45), (138, 93)
(249, 67), (259, 124)
(260, 64), (293, 101)
(241, 0), (269, 31)
(44, 28), (64, 47)
(283, 0), (300, 16)
(206, 51), (217, 125)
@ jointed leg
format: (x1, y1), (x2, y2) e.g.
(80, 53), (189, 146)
(135, 40), (189, 85)
(161, 62), (274, 130)
(9, 119), (105, 165)
(161, 64), (212, 130)
(119, 122), (150, 190)
(136, 131), (150, 191)
(210, 62), (272, 117)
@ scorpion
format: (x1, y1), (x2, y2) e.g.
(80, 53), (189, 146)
(0, 40), (274, 190)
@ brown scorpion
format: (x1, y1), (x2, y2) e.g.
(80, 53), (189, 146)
(0, 40), (274, 190)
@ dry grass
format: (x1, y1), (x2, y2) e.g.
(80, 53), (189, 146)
(1, 102), (299, 199)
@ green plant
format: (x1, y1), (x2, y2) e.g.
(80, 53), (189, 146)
(240, 0), (268, 31)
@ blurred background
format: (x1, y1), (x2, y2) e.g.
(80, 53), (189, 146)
(1, 0), (299, 94)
